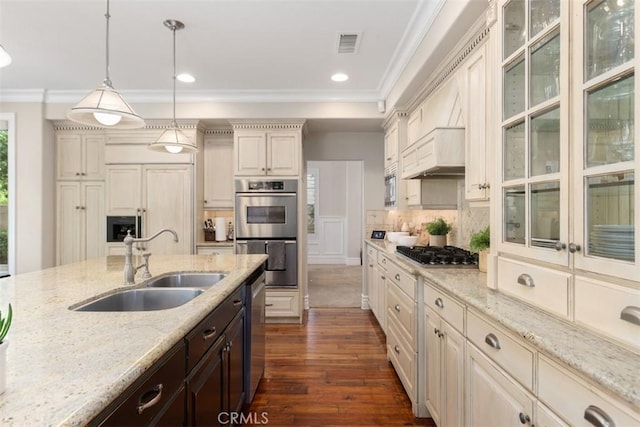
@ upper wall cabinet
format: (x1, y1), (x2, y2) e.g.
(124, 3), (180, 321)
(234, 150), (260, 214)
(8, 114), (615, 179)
(384, 120), (400, 168)
(232, 126), (302, 177)
(203, 132), (234, 209)
(495, 0), (639, 298)
(57, 133), (105, 180)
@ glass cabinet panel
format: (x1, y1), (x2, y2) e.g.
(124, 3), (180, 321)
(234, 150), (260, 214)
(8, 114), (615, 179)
(504, 186), (526, 244)
(504, 0), (526, 59)
(531, 182), (560, 248)
(586, 0), (635, 80)
(530, 32), (560, 106)
(586, 173), (635, 262)
(504, 56), (526, 119)
(530, 107), (560, 176)
(530, 0), (560, 37)
(504, 121), (526, 180)
(586, 74), (634, 167)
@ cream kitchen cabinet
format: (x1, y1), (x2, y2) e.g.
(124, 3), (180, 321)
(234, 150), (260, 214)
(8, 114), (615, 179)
(203, 132), (234, 209)
(56, 133), (105, 181)
(265, 289), (300, 318)
(56, 181), (105, 265)
(105, 164), (193, 255)
(233, 130), (300, 176)
(384, 120), (399, 168)
(195, 245), (234, 255)
(405, 179), (458, 208)
(424, 282), (465, 427)
(407, 104), (424, 146)
(459, 41), (491, 201)
(495, 0), (639, 283)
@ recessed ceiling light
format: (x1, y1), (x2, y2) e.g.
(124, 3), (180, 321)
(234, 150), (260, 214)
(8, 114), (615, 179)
(177, 73), (195, 83)
(331, 73), (349, 82)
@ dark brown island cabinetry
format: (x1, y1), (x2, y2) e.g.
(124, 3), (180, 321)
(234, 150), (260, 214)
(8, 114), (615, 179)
(91, 283), (248, 426)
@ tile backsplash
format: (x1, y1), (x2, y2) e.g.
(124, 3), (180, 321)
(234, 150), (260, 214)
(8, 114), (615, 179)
(366, 179), (489, 249)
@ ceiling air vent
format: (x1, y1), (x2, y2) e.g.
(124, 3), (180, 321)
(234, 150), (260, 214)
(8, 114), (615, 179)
(337, 33), (360, 54)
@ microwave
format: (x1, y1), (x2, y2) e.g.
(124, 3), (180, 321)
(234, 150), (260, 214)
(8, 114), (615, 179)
(384, 165), (397, 208)
(106, 216), (142, 242)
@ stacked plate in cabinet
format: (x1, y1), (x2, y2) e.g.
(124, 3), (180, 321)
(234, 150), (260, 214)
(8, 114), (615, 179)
(589, 225), (634, 262)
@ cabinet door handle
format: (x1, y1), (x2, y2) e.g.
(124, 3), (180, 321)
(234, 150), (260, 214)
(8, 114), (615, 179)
(435, 297), (444, 309)
(382, 258), (386, 264)
(136, 383), (163, 414)
(555, 241), (567, 251)
(394, 273), (400, 281)
(202, 327), (217, 340)
(584, 405), (614, 427)
(620, 306), (640, 326)
(394, 304), (400, 312)
(265, 303), (274, 307)
(233, 299), (243, 306)
(517, 274), (535, 288)
(75, 206), (80, 210)
(394, 345), (400, 354)
(261, 167), (265, 171)
(381, 275), (385, 280)
(369, 263), (373, 267)
(518, 412), (530, 424)
(569, 242), (582, 253)
(75, 172), (80, 176)
(484, 333), (501, 350)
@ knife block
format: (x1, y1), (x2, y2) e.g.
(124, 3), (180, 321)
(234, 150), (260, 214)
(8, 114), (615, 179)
(204, 229), (216, 241)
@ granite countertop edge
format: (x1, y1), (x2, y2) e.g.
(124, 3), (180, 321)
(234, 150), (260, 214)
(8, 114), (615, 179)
(365, 239), (640, 412)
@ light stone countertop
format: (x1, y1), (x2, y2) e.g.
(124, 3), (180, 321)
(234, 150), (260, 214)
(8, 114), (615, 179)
(196, 241), (234, 247)
(366, 239), (640, 412)
(0, 254), (267, 426)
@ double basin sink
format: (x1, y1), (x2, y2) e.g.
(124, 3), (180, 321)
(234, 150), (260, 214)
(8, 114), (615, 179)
(73, 272), (227, 312)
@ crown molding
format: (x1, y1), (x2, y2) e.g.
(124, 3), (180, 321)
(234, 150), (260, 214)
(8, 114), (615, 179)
(382, 108), (409, 129)
(0, 89), (46, 103)
(52, 119), (200, 131)
(203, 128), (233, 135)
(228, 119), (306, 131)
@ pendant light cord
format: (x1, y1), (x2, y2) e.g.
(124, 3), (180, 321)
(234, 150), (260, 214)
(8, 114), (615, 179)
(172, 24), (177, 127)
(103, 0), (113, 88)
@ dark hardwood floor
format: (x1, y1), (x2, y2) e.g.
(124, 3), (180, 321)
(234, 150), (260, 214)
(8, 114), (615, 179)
(247, 308), (435, 426)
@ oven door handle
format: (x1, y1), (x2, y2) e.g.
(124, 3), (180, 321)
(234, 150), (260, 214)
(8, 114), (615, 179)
(235, 193), (297, 198)
(236, 240), (296, 244)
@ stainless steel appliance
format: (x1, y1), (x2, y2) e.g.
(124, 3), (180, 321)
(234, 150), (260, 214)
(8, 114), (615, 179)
(235, 179), (297, 239)
(106, 216), (142, 242)
(384, 165), (397, 207)
(244, 269), (266, 404)
(235, 178), (298, 288)
(396, 245), (478, 267)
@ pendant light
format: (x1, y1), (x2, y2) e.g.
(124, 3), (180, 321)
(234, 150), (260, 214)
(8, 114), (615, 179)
(148, 20), (197, 154)
(67, 0), (144, 129)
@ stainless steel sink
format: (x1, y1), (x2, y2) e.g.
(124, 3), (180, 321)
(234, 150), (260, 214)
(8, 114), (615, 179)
(145, 272), (227, 289)
(73, 288), (204, 312)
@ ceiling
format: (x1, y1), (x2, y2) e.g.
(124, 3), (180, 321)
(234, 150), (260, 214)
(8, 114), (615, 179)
(0, 0), (486, 132)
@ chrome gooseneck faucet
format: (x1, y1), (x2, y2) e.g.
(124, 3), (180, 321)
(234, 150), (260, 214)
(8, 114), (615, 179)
(123, 228), (179, 284)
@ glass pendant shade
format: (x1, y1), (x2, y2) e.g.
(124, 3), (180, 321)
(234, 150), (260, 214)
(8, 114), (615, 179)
(148, 125), (197, 153)
(0, 45), (12, 68)
(67, 83), (145, 129)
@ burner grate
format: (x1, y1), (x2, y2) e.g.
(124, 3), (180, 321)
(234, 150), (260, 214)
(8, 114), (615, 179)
(396, 245), (478, 267)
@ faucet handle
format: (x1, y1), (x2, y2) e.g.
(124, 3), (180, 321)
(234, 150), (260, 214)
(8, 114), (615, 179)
(141, 253), (152, 279)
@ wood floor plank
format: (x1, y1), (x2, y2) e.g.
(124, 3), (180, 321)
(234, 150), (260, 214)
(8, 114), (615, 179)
(247, 308), (434, 426)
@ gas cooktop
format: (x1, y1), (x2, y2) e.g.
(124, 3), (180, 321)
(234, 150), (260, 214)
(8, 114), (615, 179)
(396, 245), (478, 267)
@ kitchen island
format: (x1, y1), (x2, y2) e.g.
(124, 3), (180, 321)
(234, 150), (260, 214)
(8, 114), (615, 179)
(0, 254), (267, 426)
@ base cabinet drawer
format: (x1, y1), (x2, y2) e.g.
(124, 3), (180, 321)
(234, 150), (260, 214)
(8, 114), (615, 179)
(196, 246), (234, 255)
(265, 290), (300, 317)
(574, 276), (640, 351)
(387, 321), (416, 401)
(538, 355), (640, 427)
(467, 310), (534, 391)
(385, 260), (417, 299)
(497, 257), (571, 318)
(424, 282), (465, 333)
(386, 282), (416, 348)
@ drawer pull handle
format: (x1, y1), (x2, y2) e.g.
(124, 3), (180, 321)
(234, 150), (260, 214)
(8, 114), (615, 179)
(484, 333), (501, 350)
(517, 274), (535, 287)
(394, 304), (401, 312)
(435, 297), (444, 309)
(620, 306), (640, 326)
(434, 327), (439, 335)
(584, 405), (614, 427)
(394, 345), (400, 354)
(395, 273), (400, 281)
(382, 258), (386, 264)
(233, 299), (243, 306)
(369, 264), (373, 267)
(381, 275), (385, 280)
(202, 327), (217, 340)
(137, 383), (163, 414)
(518, 412), (530, 424)
(265, 303), (274, 307)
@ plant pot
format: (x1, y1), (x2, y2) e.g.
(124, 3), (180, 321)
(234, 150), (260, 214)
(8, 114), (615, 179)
(430, 234), (447, 247)
(478, 249), (488, 273)
(0, 340), (7, 395)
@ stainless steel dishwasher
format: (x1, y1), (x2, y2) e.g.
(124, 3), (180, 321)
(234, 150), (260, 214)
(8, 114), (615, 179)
(245, 269), (266, 404)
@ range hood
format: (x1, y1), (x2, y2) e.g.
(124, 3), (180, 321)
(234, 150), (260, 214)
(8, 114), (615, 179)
(400, 127), (465, 179)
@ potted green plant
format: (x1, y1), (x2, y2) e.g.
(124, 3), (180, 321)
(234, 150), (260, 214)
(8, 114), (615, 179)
(0, 303), (12, 394)
(425, 218), (452, 247)
(470, 226), (490, 273)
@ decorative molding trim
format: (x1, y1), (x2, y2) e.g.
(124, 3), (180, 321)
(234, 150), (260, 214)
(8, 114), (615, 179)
(361, 294), (370, 311)
(406, 17), (490, 111)
(52, 119), (199, 131)
(203, 128), (233, 135)
(228, 119), (306, 131)
(0, 89), (46, 103)
(382, 108), (409, 129)
(346, 257), (361, 266)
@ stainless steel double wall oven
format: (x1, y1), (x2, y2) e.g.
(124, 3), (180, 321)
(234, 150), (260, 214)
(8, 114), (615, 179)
(235, 179), (298, 288)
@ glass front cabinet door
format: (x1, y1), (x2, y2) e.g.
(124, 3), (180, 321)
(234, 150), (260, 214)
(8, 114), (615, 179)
(498, 0), (638, 281)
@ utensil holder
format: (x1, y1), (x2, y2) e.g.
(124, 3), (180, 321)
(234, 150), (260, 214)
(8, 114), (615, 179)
(204, 229), (216, 241)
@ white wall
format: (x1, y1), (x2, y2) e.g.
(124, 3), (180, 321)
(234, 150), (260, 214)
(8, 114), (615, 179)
(0, 101), (56, 273)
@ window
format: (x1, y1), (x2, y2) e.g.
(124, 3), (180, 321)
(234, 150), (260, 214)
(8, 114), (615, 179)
(0, 120), (9, 273)
(307, 168), (318, 235)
